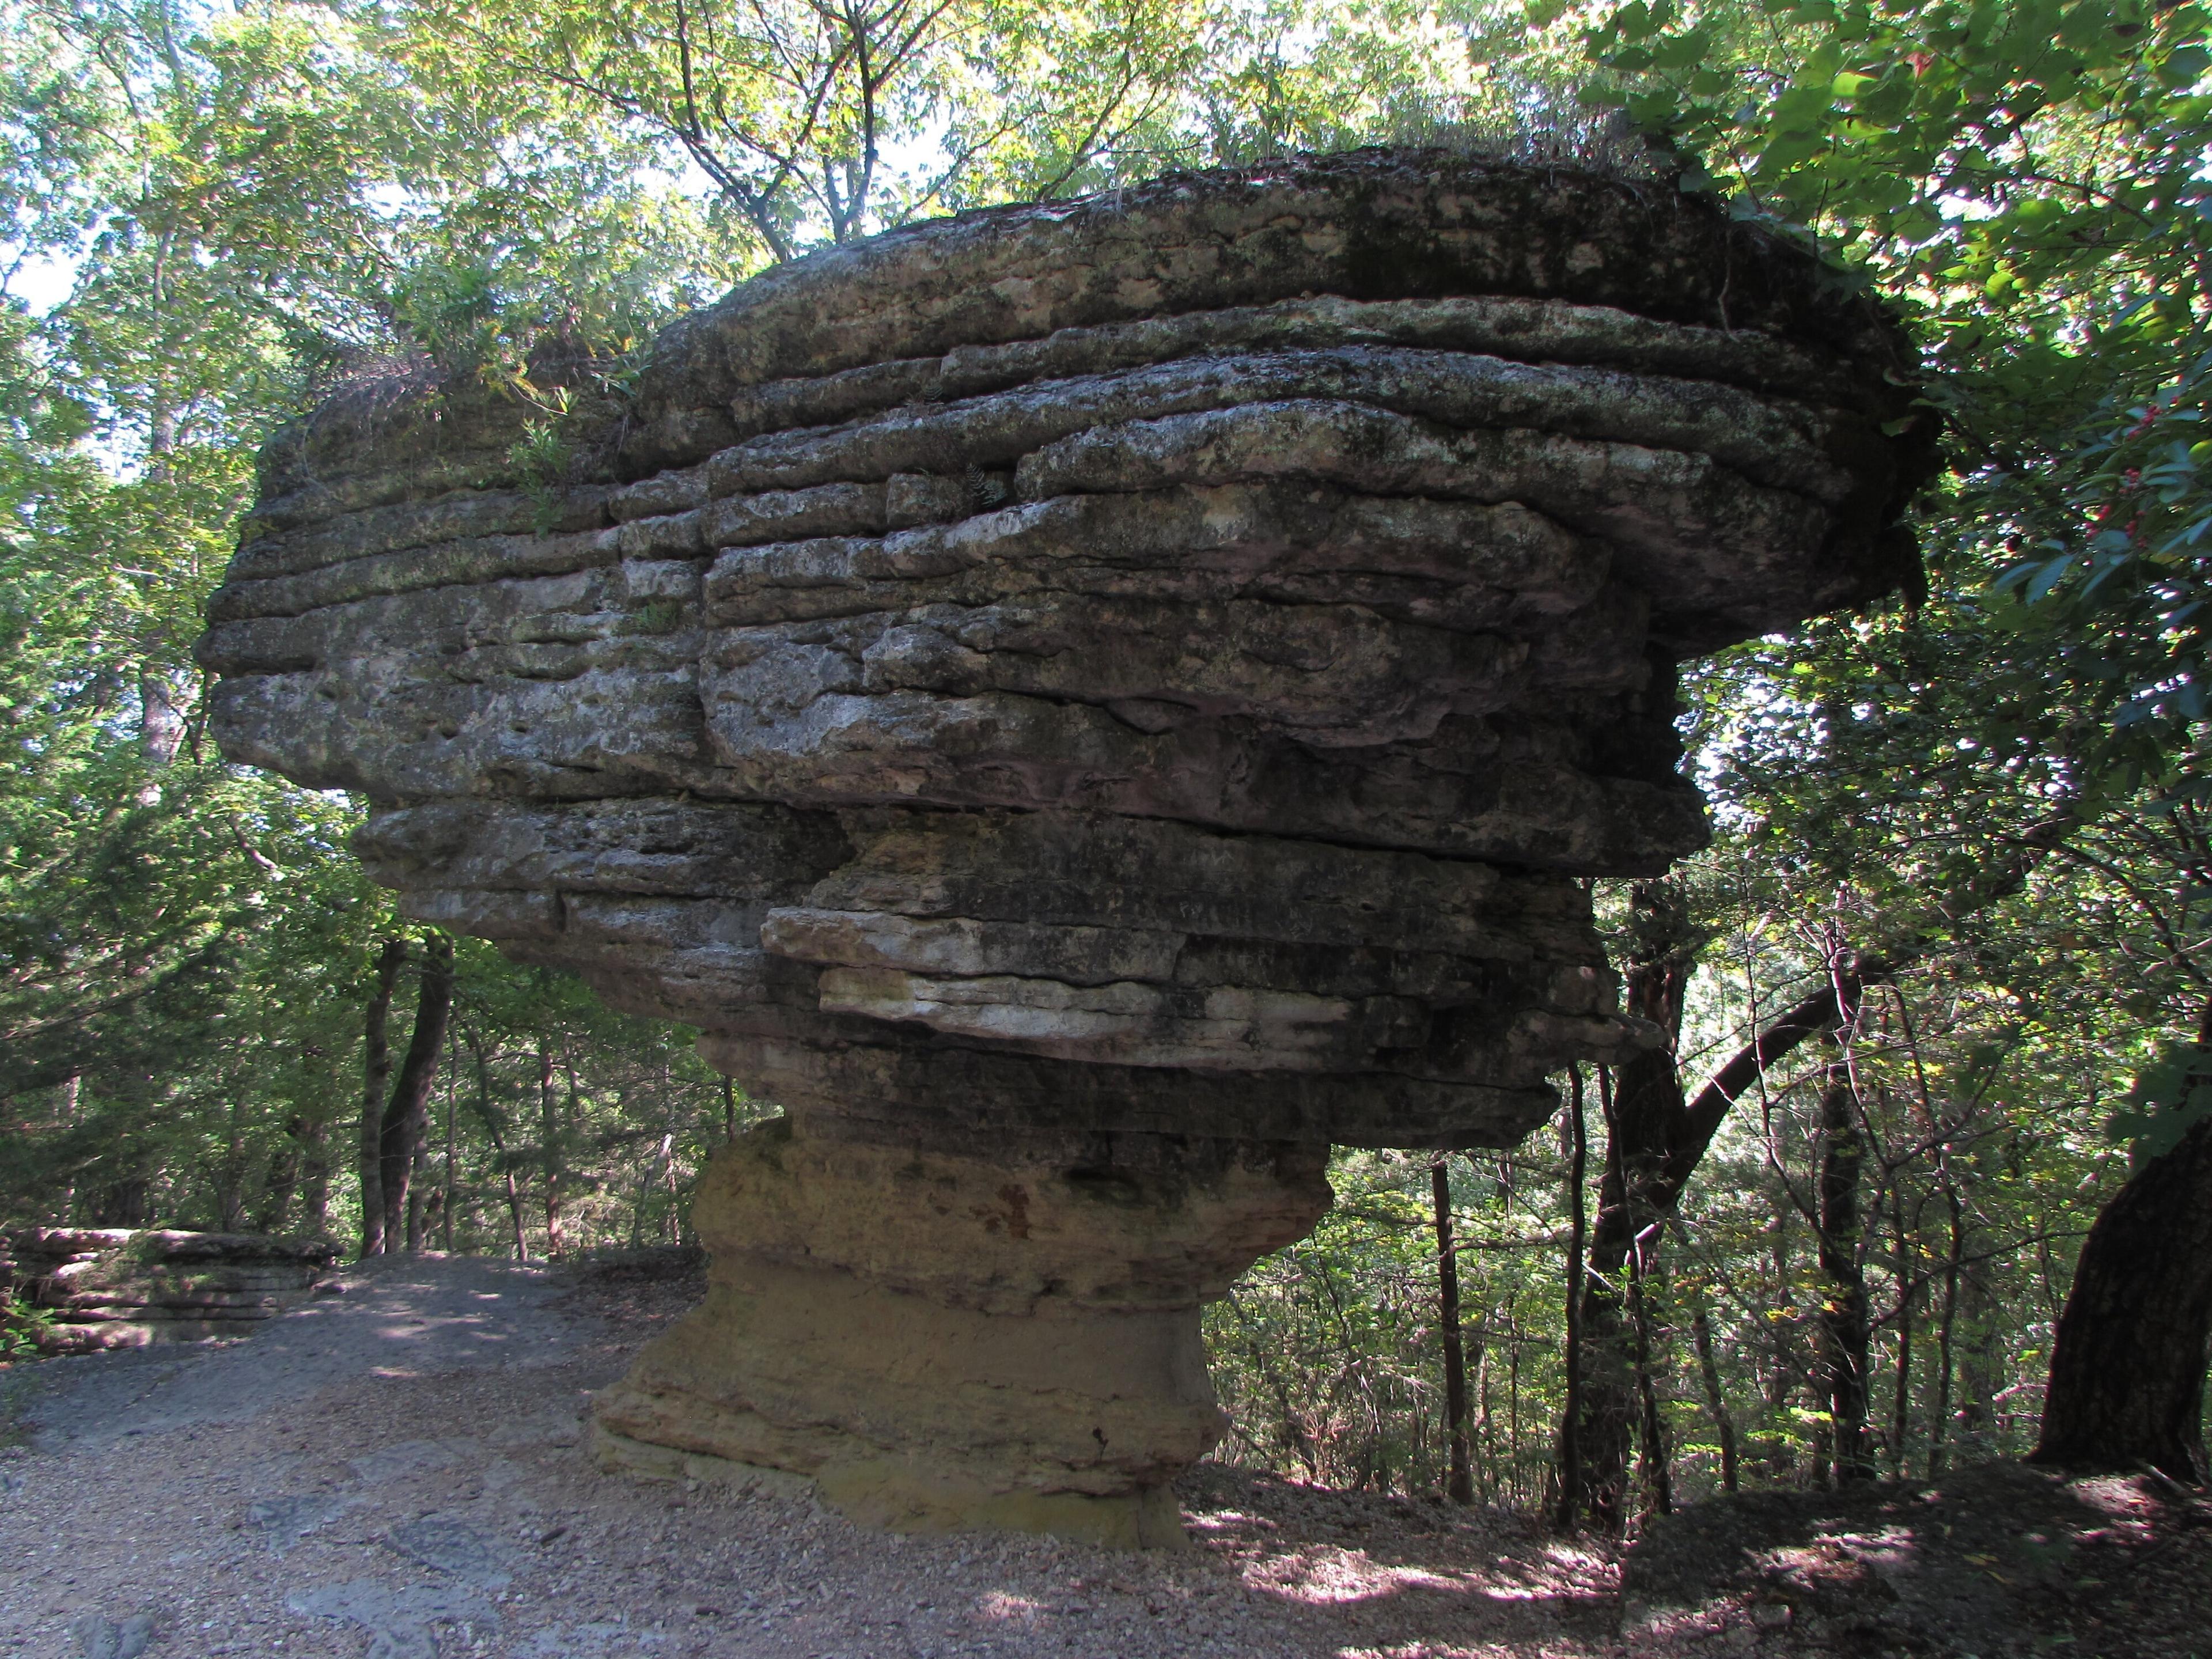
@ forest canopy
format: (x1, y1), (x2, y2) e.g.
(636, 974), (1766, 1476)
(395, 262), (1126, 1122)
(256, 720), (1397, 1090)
(3, 0), (2209, 1507)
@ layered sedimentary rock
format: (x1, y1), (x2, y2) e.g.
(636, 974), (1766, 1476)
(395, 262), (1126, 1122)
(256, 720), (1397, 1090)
(198, 149), (1931, 1541)
(4, 1229), (339, 1352)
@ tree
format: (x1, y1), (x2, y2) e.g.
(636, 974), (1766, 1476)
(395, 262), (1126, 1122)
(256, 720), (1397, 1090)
(1575, 0), (2212, 1481)
(0, 0), (749, 1243)
(378, 933), (454, 1253)
(358, 938), (405, 1256)
(1433, 1156), (1476, 1503)
(2034, 1037), (2212, 1482)
(396, 0), (1214, 259)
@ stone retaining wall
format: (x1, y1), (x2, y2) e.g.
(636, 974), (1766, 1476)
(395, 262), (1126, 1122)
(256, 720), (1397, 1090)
(3, 1228), (340, 1353)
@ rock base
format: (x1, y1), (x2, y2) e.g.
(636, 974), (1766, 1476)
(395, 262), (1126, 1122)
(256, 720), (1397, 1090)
(590, 1423), (1188, 1550)
(592, 1117), (1330, 1545)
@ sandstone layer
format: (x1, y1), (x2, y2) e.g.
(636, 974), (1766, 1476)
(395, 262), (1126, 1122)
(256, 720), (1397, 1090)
(3, 1229), (339, 1353)
(594, 1122), (1330, 1545)
(198, 149), (1931, 1540)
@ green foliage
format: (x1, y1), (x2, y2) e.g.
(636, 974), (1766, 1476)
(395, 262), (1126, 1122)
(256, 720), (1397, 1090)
(1209, 1146), (1573, 1499)
(0, 1294), (53, 1362)
(0, 0), (752, 1237)
(1582, 0), (2212, 782)
(2109, 1041), (2212, 1163)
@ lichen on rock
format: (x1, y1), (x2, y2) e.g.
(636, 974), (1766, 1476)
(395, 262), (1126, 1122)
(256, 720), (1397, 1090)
(198, 147), (1932, 1542)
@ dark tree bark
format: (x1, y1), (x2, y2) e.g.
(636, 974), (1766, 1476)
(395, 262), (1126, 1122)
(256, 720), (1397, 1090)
(414, 1179), (444, 1252)
(464, 1028), (532, 1262)
(1957, 1259), (2003, 1456)
(1571, 881), (1703, 1529)
(91, 1178), (150, 1227)
(2033, 1107), (2212, 1484)
(441, 1033), (458, 1254)
(1554, 1065), (1590, 1531)
(1888, 1180), (1916, 1478)
(404, 1156), (426, 1255)
(359, 937), (406, 1258)
(1433, 1157), (1475, 1503)
(378, 933), (453, 1253)
(1687, 1288), (1740, 1492)
(1929, 1180), (1967, 1478)
(1542, 813), (2074, 1520)
(1816, 1062), (1876, 1484)
(1626, 1218), (1673, 1517)
(538, 1041), (565, 1257)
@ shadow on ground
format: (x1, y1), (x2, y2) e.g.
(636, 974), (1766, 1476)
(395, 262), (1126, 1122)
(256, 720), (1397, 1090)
(1622, 1460), (2212, 1659)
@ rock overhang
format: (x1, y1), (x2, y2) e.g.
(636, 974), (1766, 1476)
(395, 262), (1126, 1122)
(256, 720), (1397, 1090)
(200, 146), (1933, 1156)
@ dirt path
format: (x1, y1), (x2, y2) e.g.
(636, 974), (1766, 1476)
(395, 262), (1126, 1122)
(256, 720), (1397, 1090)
(0, 1255), (1617, 1659)
(6, 1257), (2203, 1659)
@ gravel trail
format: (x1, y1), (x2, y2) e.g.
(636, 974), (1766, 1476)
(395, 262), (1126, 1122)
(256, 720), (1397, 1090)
(0, 1256), (1617, 1659)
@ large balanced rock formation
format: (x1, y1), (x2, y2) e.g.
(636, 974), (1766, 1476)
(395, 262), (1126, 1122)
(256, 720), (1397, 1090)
(199, 149), (1931, 1544)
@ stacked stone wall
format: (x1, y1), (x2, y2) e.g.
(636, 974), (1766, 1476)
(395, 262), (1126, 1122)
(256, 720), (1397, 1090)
(5, 1229), (339, 1353)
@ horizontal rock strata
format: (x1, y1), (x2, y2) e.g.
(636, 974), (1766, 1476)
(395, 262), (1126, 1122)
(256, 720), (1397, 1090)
(5, 1229), (339, 1353)
(199, 149), (1931, 1539)
(200, 154), (1929, 1145)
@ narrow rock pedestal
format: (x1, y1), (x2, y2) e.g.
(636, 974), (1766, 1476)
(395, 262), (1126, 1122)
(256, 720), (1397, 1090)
(594, 1118), (1330, 1547)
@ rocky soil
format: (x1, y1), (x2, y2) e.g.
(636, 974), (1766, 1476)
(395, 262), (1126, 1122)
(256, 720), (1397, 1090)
(2, 1255), (2200, 1659)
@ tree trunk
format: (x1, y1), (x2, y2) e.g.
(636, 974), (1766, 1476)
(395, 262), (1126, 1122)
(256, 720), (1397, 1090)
(2033, 1108), (2212, 1484)
(54, 1073), (79, 1224)
(359, 938), (406, 1259)
(1816, 1063), (1875, 1484)
(1554, 1066), (1589, 1531)
(378, 934), (453, 1252)
(1433, 1157), (1474, 1503)
(1688, 1290), (1740, 1492)
(1889, 1181), (1915, 1479)
(1956, 1258), (2002, 1460)
(539, 1041), (564, 1257)
(1536, 809), (2079, 1517)
(297, 1113), (331, 1236)
(415, 1180), (444, 1251)
(663, 1130), (681, 1243)
(92, 1178), (150, 1227)
(442, 1036), (458, 1254)
(1929, 1182), (1965, 1479)
(465, 1028), (532, 1262)
(1627, 1221), (1673, 1517)
(138, 668), (185, 767)
(505, 1167), (530, 1261)
(404, 1160), (426, 1255)
(1572, 881), (1701, 1530)
(254, 1126), (300, 1235)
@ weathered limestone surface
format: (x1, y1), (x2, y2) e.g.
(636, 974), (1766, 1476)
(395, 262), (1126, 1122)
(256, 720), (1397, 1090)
(4, 1229), (340, 1352)
(198, 150), (1931, 1540)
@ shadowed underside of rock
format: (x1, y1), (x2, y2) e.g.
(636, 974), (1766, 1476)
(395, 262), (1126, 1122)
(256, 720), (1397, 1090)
(199, 148), (1931, 1544)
